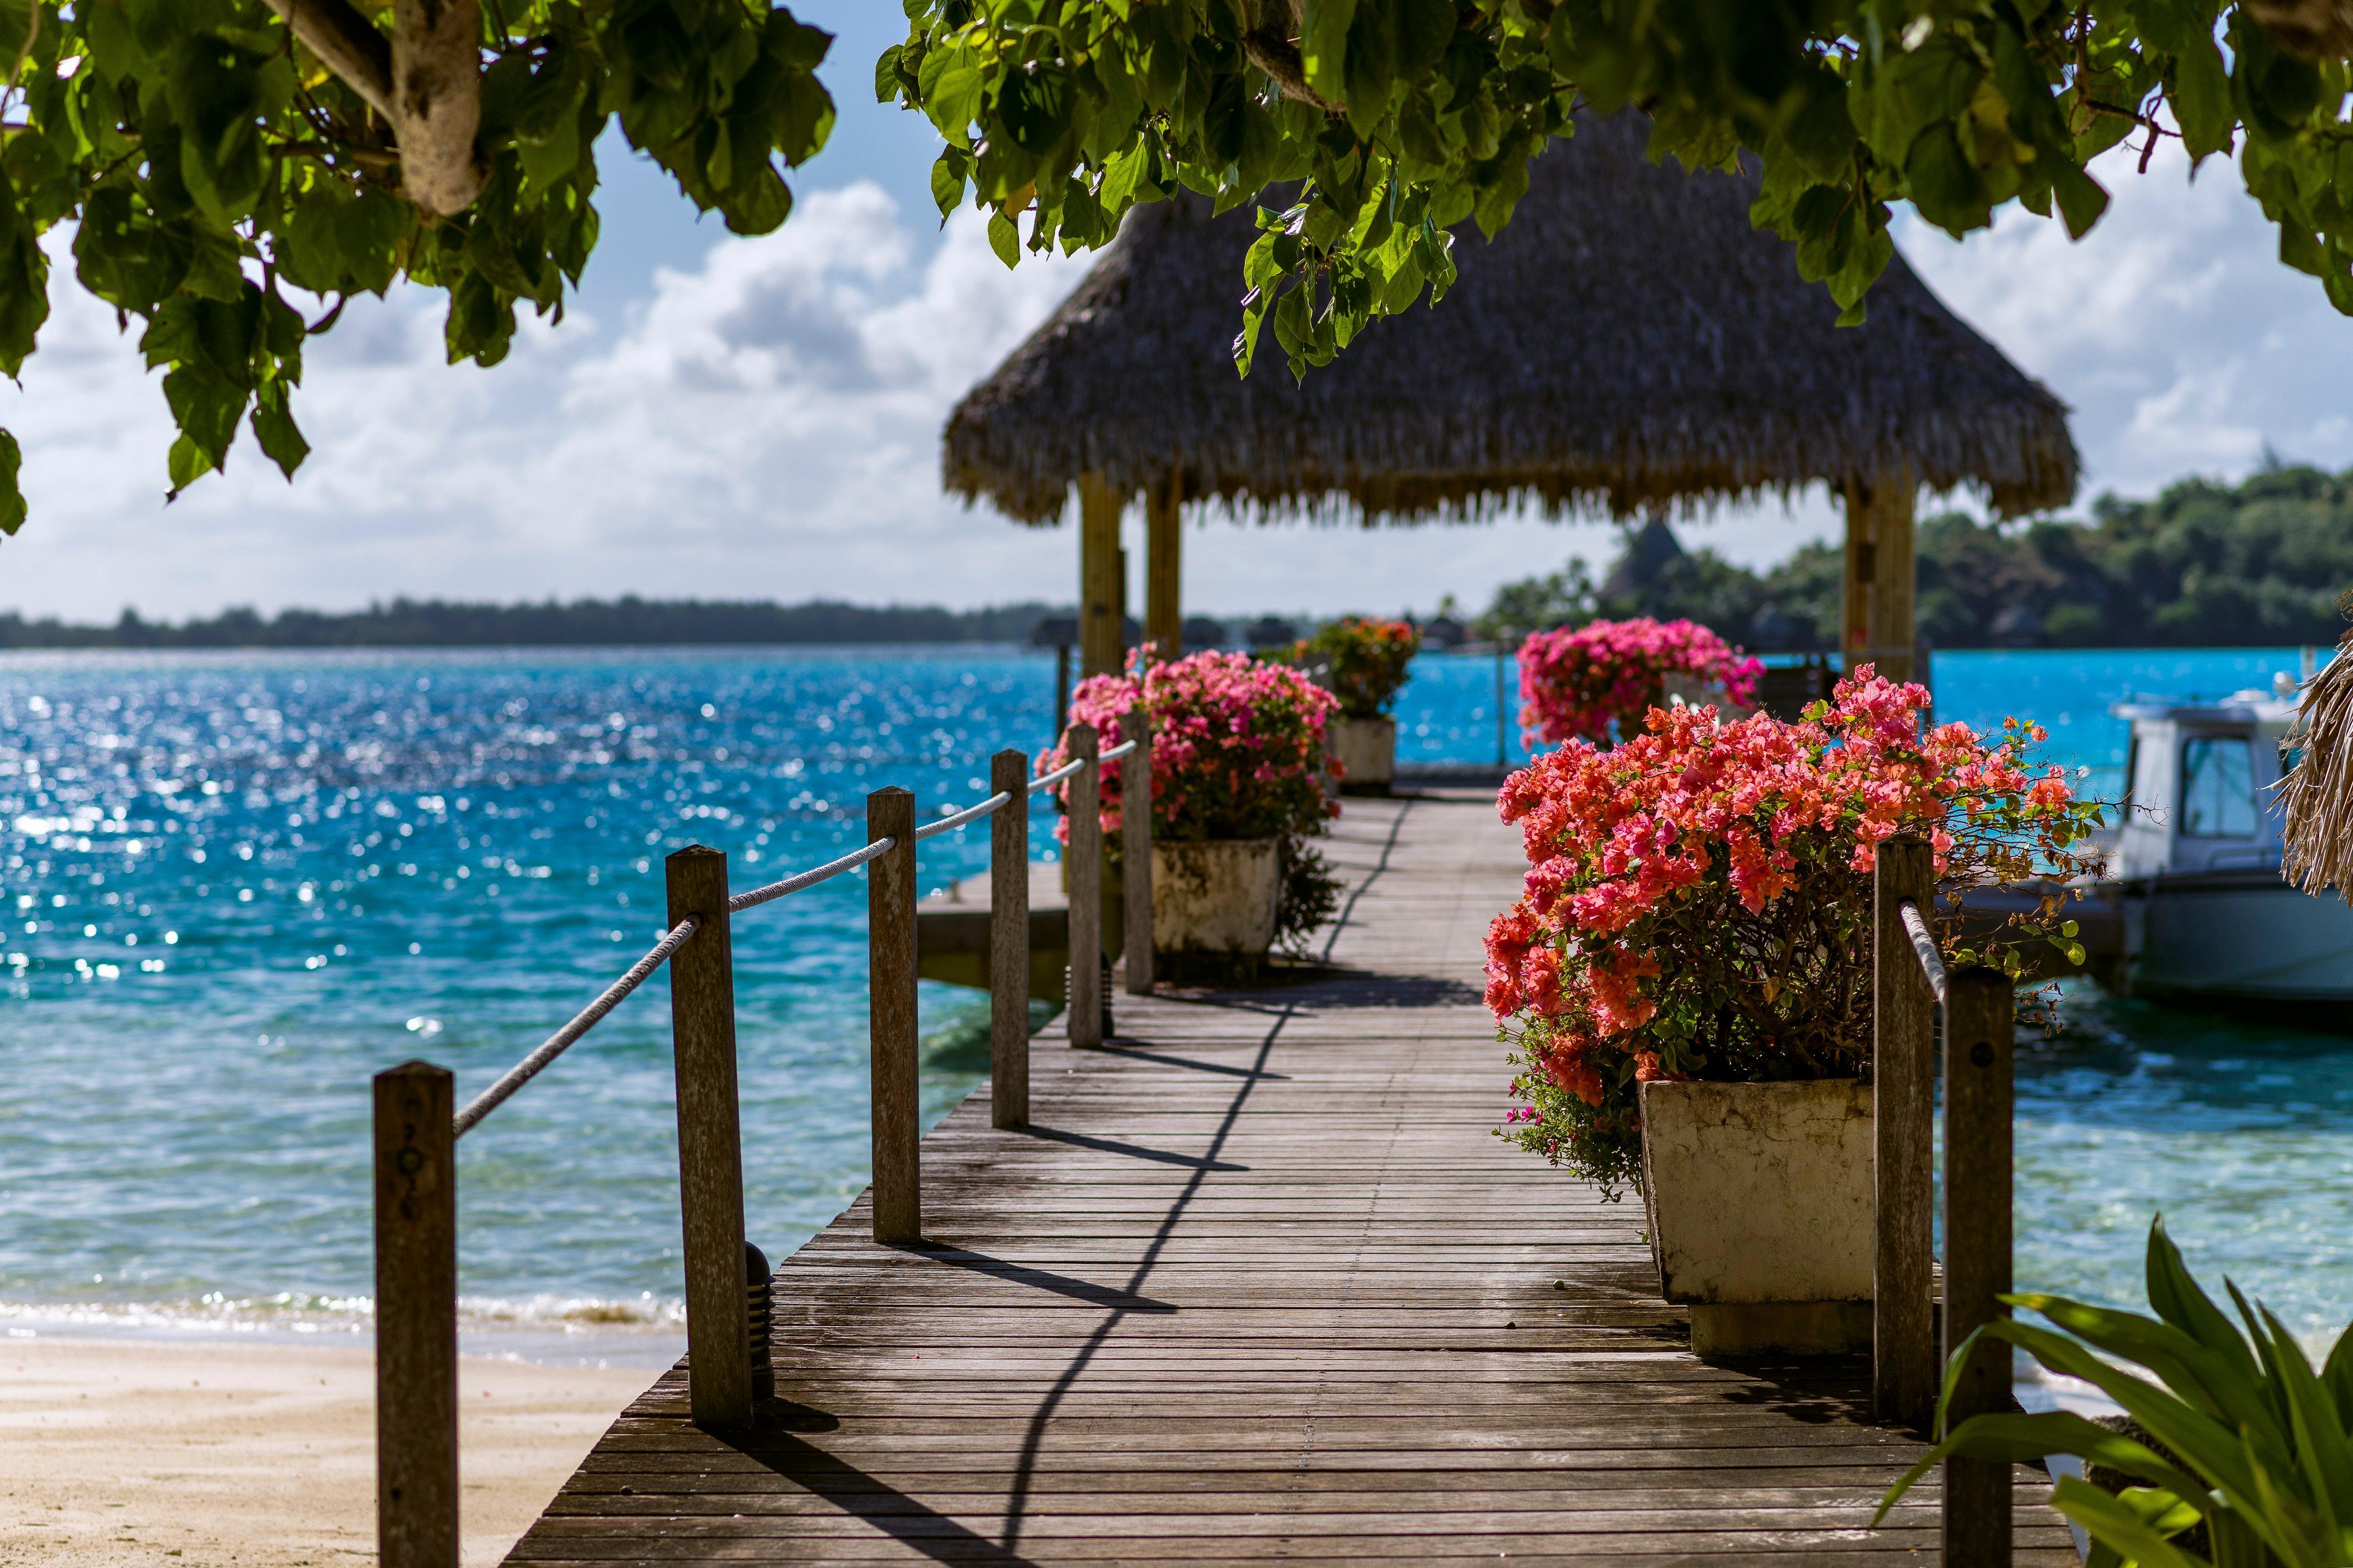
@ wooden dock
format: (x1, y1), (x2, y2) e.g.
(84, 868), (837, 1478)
(505, 790), (2077, 1565)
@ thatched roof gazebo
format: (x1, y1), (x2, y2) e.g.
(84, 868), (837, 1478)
(946, 108), (2078, 679)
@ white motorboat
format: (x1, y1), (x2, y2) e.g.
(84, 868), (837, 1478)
(2103, 689), (2353, 1006)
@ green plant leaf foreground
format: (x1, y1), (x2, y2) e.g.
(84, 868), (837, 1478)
(12, 3), (2353, 530)
(1875, 1217), (2353, 1566)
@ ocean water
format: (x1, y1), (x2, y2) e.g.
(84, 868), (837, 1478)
(2, 645), (2347, 1354)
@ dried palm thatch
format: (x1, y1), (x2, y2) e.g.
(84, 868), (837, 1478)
(2282, 628), (2353, 900)
(946, 108), (2077, 526)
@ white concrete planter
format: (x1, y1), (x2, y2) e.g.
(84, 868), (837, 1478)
(1638, 1079), (1874, 1355)
(1151, 838), (1279, 956)
(1329, 716), (1396, 793)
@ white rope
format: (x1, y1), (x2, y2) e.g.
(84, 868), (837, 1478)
(1029, 757), (1085, 793)
(914, 791), (1012, 841)
(728, 836), (897, 914)
(1898, 900), (1948, 1004)
(451, 744), (1139, 1137)
(453, 916), (701, 1138)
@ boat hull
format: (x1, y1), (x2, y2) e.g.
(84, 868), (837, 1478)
(2128, 871), (2353, 1004)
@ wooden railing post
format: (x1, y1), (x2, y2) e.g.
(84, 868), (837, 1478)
(664, 846), (752, 1430)
(989, 749), (1031, 1129)
(1873, 835), (1937, 1429)
(868, 787), (921, 1243)
(1067, 724), (1104, 1048)
(1944, 966), (2016, 1565)
(375, 1059), (457, 1568)
(1121, 711), (1154, 996)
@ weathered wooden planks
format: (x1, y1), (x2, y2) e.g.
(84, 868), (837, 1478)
(506, 791), (2075, 1566)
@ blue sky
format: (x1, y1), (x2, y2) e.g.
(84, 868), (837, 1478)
(3, 10), (2351, 623)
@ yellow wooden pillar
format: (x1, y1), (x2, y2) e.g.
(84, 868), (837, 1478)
(1145, 469), (1182, 661)
(1839, 471), (1916, 685)
(1077, 473), (1124, 679)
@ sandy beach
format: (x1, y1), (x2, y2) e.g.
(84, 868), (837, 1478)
(0, 1336), (656, 1567)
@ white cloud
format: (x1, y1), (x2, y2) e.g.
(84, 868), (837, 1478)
(6, 147), (2353, 624)
(0, 186), (1093, 620)
(1894, 139), (2353, 498)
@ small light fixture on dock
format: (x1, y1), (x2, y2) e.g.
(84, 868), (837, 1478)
(745, 1241), (773, 1402)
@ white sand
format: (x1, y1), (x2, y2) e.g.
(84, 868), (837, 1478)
(0, 1337), (653, 1567)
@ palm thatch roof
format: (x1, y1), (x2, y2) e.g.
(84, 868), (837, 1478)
(945, 109), (2077, 526)
(2282, 638), (2353, 900)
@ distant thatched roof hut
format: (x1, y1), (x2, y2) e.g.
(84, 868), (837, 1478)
(948, 108), (2077, 675)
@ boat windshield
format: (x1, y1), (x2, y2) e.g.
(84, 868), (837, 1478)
(2180, 735), (2259, 837)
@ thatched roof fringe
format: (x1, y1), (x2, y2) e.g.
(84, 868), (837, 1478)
(2282, 630), (2353, 902)
(945, 109), (2078, 527)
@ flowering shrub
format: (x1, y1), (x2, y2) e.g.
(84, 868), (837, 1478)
(1289, 617), (1421, 720)
(1487, 668), (2099, 1193)
(1518, 616), (1763, 748)
(1041, 649), (1344, 950)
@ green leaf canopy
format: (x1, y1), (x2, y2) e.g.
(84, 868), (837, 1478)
(3, 1), (2351, 538)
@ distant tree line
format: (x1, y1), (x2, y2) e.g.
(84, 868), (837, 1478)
(0, 597), (1072, 650)
(1480, 464), (2353, 649)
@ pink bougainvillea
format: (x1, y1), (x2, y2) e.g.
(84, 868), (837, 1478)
(1040, 649), (1346, 953)
(1039, 648), (1341, 845)
(1487, 666), (2099, 1192)
(1516, 617), (1763, 748)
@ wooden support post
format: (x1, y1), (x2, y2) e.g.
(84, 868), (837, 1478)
(1840, 472), (1917, 684)
(375, 1060), (457, 1568)
(1146, 470), (1183, 660)
(1078, 475), (1124, 679)
(664, 846), (752, 1430)
(1067, 723), (1103, 1048)
(867, 788), (921, 1243)
(1872, 835), (1937, 1430)
(989, 748), (1031, 1129)
(1121, 711), (1154, 996)
(1944, 966), (2016, 1565)
(1053, 644), (1071, 728)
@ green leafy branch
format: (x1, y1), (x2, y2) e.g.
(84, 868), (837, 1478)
(888, 1), (2353, 371)
(0, 0), (837, 533)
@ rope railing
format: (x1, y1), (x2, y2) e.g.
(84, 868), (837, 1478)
(1029, 756), (1084, 793)
(728, 835), (896, 914)
(1897, 899), (1947, 1004)
(451, 915), (703, 1139)
(373, 717), (1152, 1568)
(913, 790), (1011, 841)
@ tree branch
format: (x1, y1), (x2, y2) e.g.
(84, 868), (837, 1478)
(260, 0), (395, 121)
(392, 0), (487, 216)
(1240, 0), (1344, 114)
(262, 0), (486, 215)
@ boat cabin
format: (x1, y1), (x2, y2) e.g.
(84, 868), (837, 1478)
(2111, 694), (2297, 881)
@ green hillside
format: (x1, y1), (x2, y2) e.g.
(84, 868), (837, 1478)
(1481, 463), (2353, 649)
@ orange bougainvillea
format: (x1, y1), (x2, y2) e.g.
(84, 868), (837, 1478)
(1489, 667), (2099, 1194)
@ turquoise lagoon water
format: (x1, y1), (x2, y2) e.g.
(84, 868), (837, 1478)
(1, 645), (2347, 1351)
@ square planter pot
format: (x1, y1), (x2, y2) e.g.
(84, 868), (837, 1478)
(1329, 716), (1396, 795)
(1152, 838), (1279, 956)
(1637, 1078), (1874, 1356)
